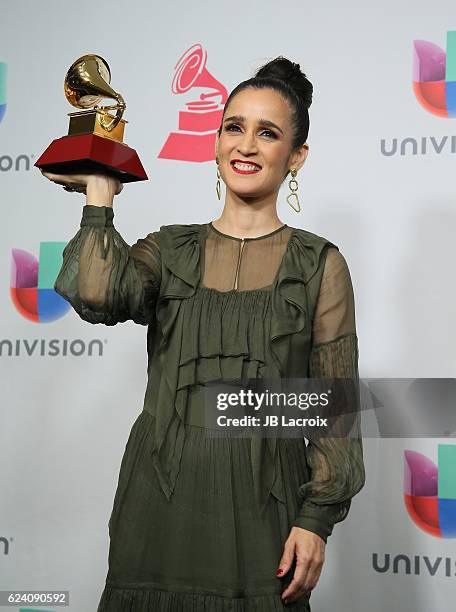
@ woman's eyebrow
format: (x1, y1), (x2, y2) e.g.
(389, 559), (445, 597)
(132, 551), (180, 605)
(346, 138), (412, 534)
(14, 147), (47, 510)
(223, 114), (284, 135)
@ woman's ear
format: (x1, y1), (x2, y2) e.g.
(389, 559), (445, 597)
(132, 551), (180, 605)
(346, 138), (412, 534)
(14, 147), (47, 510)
(290, 143), (309, 172)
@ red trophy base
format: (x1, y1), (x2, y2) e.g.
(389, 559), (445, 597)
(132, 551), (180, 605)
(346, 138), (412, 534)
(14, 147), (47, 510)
(34, 133), (148, 183)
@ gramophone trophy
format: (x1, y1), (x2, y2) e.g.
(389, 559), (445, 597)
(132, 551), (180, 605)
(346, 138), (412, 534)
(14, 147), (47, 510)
(35, 54), (147, 182)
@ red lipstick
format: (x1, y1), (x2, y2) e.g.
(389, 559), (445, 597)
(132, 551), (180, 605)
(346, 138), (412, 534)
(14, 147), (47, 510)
(230, 159), (262, 175)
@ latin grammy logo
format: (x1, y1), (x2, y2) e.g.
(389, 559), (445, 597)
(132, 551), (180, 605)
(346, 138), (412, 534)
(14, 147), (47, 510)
(158, 43), (228, 162)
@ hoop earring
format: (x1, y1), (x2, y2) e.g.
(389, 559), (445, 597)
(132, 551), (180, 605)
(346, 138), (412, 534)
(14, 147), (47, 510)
(286, 168), (300, 213)
(216, 164), (221, 201)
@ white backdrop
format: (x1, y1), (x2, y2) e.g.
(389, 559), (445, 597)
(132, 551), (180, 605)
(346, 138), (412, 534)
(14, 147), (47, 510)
(1, 1), (455, 610)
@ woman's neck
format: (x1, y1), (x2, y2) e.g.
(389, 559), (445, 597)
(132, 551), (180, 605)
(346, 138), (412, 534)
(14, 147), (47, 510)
(212, 190), (284, 238)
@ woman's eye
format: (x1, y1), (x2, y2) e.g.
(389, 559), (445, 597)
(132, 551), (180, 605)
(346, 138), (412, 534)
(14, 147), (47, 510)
(225, 125), (276, 138)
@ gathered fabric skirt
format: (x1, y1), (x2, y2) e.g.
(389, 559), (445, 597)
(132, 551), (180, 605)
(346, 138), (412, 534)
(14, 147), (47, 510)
(97, 406), (312, 611)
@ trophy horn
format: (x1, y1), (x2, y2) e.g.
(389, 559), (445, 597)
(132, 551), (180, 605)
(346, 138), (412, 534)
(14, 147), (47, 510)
(64, 54), (126, 132)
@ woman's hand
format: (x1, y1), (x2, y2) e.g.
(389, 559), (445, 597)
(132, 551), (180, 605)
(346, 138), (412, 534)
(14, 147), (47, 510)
(40, 170), (123, 206)
(276, 526), (326, 604)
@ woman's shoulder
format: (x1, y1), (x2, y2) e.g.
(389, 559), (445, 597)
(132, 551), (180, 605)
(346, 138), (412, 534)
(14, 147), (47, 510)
(288, 228), (353, 280)
(288, 225), (339, 252)
(152, 222), (203, 249)
(151, 224), (202, 284)
(155, 222), (203, 235)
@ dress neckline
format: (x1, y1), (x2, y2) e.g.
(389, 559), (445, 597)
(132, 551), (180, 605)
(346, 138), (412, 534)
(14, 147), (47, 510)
(208, 221), (288, 241)
(197, 223), (296, 295)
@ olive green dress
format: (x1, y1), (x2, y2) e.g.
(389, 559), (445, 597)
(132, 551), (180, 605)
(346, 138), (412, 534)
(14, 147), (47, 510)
(54, 205), (365, 611)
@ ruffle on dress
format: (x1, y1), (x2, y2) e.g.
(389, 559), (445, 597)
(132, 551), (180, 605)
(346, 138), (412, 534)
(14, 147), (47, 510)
(147, 223), (338, 517)
(178, 287), (271, 387)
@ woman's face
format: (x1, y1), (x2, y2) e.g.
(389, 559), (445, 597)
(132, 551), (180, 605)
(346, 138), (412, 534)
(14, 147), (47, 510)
(215, 87), (308, 200)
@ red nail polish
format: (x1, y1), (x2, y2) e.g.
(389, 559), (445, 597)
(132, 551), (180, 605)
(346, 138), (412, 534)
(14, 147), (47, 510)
(276, 568), (283, 575)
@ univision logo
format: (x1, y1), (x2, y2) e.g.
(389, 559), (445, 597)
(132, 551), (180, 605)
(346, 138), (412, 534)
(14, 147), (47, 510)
(11, 243), (70, 323)
(380, 31), (456, 157)
(404, 444), (456, 538)
(413, 30), (456, 117)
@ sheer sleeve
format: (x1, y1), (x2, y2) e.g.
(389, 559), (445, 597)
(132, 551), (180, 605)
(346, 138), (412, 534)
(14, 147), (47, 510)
(54, 205), (161, 326)
(292, 247), (366, 542)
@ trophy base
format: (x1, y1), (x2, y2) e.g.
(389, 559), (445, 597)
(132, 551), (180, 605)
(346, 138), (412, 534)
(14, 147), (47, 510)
(35, 133), (147, 183)
(68, 109), (127, 143)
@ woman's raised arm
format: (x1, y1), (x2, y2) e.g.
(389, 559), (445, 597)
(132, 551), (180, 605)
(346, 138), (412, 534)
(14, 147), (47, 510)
(54, 205), (161, 326)
(42, 171), (161, 326)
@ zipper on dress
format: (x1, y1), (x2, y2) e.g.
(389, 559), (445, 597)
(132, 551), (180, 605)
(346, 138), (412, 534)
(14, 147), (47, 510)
(233, 238), (245, 291)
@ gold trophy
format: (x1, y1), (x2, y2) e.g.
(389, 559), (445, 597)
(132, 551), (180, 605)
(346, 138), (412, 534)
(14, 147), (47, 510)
(35, 54), (147, 182)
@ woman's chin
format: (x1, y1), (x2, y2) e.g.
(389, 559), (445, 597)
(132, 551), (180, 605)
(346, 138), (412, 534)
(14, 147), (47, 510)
(226, 184), (264, 199)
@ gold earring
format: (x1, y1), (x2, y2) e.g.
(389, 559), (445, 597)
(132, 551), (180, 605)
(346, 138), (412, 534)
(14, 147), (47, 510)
(216, 164), (221, 201)
(286, 168), (300, 213)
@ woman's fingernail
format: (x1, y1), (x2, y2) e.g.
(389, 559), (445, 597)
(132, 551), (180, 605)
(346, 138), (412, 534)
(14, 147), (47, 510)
(276, 568), (283, 575)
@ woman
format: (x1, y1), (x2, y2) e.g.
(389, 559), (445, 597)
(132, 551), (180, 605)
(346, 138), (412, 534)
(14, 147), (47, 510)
(42, 56), (365, 611)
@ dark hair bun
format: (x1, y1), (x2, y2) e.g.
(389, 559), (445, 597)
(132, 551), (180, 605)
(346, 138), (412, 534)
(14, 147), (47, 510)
(254, 56), (313, 110)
